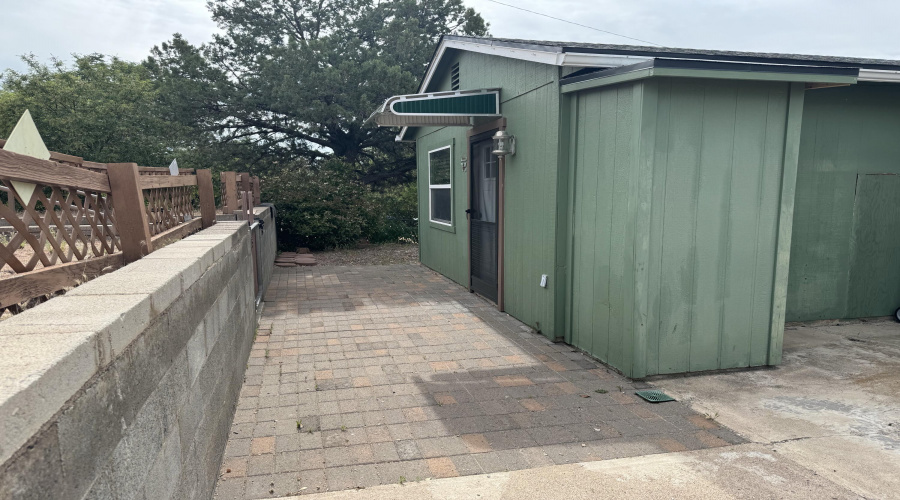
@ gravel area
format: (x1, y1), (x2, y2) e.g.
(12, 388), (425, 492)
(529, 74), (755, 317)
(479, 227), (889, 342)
(311, 243), (419, 266)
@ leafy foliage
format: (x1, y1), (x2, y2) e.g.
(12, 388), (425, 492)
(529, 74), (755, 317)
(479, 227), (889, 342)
(147, 0), (488, 183)
(0, 0), (482, 250)
(366, 182), (418, 243)
(0, 54), (177, 166)
(263, 160), (368, 250)
(263, 159), (418, 251)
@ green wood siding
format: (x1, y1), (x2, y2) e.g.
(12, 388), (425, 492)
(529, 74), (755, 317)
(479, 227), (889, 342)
(416, 131), (468, 286)
(787, 83), (900, 321)
(847, 175), (900, 316)
(568, 83), (641, 373)
(499, 81), (560, 335)
(567, 78), (798, 377)
(414, 51), (562, 337)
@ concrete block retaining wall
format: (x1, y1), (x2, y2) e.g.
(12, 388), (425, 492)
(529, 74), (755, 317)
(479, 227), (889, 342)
(214, 206), (276, 300)
(0, 220), (262, 500)
(253, 206), (277, 299)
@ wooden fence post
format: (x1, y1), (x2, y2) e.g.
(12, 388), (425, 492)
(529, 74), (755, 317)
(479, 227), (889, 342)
(252, 176), (261, 206)
(240, 172), (252, 217)
(244, 190), (259, 296)
(197, 169), (216, 229)
(107, 163), (153, 263)
(221, 171), (237, 214)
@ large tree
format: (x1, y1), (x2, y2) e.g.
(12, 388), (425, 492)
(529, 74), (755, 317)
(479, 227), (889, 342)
(146, 0), (488, 183)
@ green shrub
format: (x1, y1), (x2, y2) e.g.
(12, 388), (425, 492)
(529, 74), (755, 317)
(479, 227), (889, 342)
(261, 159), (418, 251)
(262, 160), (371, 251)
(366, 182), (418, 244)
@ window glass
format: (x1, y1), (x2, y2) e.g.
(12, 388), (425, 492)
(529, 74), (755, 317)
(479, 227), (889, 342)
(430, 188), (452, 223)
(429, 148), (451, 185)
(429, 146), (452, 224)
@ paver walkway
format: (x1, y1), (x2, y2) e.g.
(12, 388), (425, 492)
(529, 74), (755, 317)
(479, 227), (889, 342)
(214, 264), (741, 499)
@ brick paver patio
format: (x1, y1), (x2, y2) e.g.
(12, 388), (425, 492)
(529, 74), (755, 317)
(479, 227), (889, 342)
(214, 264), (742, 499)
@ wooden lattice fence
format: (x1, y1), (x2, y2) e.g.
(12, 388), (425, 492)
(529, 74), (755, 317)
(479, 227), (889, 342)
(0, 144), (218, 314)
(221, 171), (261, 216)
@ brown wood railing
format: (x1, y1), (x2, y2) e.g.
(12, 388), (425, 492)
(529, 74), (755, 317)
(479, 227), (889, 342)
(0, 146), (218, 314)
(220, 171), (261, 216)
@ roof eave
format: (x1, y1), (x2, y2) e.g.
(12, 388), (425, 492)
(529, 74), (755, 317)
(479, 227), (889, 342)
(560, 58), (860, 93)
(401, 36), (900, 140)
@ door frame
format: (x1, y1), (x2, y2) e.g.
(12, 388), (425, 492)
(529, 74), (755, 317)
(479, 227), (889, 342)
(467, 117), (507, 310)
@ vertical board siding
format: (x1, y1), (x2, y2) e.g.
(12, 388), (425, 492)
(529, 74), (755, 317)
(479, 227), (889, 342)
(846, 174), (900, 317)
(554, 93), (577, 342)
(568, 78), (791, 377)
(609, 84), (636, 370)
(721, 86), (768, 368)
(649, 79), (790, 375)
(500, 83), (560, 334)
(788, 83), (900, 321)
(416, 130), (469, 286)
(749, 93), (791, 366)
(568, 83), (640, 374)
(414, 51), (561, 337)
(689, 83), (736, 372)
(583, 89), (604, 356)
(656, 80), (703, 375)
(643, 80), (672, 373)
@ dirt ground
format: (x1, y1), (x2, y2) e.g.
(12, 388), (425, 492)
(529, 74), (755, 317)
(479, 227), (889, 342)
(0, 245), (42, 279)
(311, 243), (418, 266)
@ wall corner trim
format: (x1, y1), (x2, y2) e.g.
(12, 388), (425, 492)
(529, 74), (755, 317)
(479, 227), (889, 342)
(768, 82), (807, 365)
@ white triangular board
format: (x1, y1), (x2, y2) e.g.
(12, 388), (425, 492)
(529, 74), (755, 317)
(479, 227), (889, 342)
(169, 158), (179, 176)
(3, 110), (50, 204)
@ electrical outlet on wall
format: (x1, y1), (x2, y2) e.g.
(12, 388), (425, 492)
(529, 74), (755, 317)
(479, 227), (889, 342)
(540, 274), (548, 288)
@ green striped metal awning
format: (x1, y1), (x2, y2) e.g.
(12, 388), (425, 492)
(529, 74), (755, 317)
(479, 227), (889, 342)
(366, 89), (500, 128)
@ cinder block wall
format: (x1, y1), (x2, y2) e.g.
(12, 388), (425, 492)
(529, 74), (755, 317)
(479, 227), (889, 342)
(0, 221), (260, 500)
(254, 206), (277, 299)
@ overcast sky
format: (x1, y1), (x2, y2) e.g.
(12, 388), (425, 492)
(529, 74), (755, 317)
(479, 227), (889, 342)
(2, 0), (899, 73)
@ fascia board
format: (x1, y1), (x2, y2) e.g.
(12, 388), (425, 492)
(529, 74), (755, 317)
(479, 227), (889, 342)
(561, 66), (858, 93)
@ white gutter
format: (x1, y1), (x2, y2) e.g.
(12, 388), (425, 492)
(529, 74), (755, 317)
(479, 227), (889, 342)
(858, 68), (900, 82)
(557, 52), (652, 67)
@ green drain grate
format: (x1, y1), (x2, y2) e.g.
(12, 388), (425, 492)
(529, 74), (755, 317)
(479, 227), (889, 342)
(634, 390), (675, 403)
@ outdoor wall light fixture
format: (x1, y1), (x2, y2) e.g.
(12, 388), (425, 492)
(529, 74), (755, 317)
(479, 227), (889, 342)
(491, 130), (515, 157)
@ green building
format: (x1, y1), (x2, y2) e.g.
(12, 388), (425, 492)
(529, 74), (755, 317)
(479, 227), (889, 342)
(368, 36), (900, 378)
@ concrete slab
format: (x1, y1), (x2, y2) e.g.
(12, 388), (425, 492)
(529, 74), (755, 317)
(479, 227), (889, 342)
(654, 319), (900, 500)
(273, 443), (858, 500)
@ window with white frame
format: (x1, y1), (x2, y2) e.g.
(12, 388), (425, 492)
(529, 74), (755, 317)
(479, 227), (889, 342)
(428, 145), (452, 225)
